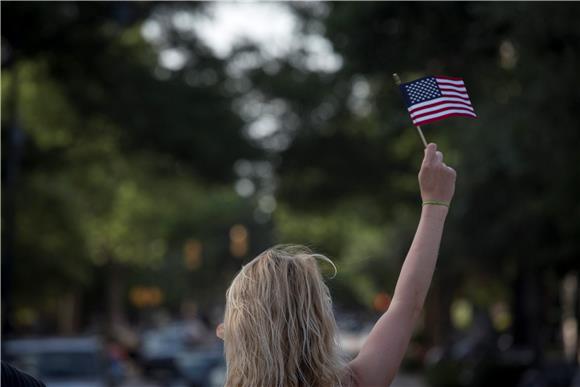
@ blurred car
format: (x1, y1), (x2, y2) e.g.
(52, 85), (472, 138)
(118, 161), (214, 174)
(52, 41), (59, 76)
(3, 336), (108, 387)
(336, 313), (373, 359)
(139, 322), (201, 381)
(175, 347), (224, 387)
(207, 362), (226, 387)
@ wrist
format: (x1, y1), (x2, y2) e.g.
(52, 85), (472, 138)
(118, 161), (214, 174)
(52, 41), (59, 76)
(421, 203), (449, 220)
(422, 199), (450, 208)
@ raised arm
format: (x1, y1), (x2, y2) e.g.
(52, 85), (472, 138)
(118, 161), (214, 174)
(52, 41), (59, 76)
(348, 143), (456, 387)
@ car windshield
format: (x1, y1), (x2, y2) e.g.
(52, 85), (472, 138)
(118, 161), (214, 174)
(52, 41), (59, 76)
(18, 352), (101, 379)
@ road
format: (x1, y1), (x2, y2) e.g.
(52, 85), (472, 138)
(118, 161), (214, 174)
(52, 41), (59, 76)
(121, 372), (428, 387)
(392, 373), (429, 387)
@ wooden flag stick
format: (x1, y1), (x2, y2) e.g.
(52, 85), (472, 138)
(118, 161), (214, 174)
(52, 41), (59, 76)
(392, 73), (428, 148)
(414, 125), (428, 148)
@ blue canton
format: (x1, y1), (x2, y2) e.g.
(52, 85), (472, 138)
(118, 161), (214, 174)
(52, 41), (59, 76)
(400, 77), (442, 107)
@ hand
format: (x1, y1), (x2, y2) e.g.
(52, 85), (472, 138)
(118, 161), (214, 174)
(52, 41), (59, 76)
(418, 143), (456, 203)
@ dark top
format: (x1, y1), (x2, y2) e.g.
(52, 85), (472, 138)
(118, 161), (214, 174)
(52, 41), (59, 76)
(1, 361), (46, 387)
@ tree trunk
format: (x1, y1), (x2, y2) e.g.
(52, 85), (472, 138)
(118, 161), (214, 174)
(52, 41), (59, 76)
(106, 260), (127, 331)
(424, 274), (455, 347)
(424, 276), (443, 346)
(513, 263), (544, 367)
(58, 291), (79, 334)
(2, 63), (25, 336)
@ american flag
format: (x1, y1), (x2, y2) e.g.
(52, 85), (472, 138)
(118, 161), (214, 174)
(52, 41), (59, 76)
(399, 76), (476, 126)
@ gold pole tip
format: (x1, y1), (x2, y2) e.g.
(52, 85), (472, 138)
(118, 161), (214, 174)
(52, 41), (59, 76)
(392, 73), (402, 85)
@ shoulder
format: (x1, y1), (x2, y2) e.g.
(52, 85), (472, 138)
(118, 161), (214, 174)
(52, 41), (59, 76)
(1, 361), (47, 387)
(340, 365), (359, 387)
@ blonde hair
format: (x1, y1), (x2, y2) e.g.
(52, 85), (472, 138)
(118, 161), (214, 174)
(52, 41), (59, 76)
(223, 245), (348, 387)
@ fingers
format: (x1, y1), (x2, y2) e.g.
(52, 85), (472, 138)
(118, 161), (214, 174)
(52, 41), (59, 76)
(423, 143), (445, 166)
(423, 143), (437, 165)
(423, 144), (454, 176)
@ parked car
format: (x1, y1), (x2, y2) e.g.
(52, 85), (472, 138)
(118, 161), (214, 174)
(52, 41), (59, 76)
(3, 336), (109, 387)
(175, 347), (224, 387)
(139, 323), (192, 380)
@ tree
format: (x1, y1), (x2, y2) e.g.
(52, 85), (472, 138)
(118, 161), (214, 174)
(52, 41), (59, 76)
(1, 2), (265, 333)
(243, 2), (580, 364)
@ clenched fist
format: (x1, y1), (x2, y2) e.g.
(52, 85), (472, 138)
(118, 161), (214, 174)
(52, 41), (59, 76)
(419, 143), (456, 203)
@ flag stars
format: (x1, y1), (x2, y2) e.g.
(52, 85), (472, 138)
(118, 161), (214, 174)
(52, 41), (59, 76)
(404, 77), (441, 104)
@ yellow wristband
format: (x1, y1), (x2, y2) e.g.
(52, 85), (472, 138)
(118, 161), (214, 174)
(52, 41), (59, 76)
(422, 200), (450, 208)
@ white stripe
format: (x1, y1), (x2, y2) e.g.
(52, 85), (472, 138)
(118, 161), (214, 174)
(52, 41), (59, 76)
(413, 109), (477, 124)
(410, 103), (474, 118)
(438, 84), (467, 92)
(408, 96), (472, 112)
(435, 77), (465, 86)
(441, 90), (470, 99)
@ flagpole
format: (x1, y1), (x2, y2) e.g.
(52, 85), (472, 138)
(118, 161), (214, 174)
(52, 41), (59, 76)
(414, 125), (428, 148)
(393, 73), (428, 148)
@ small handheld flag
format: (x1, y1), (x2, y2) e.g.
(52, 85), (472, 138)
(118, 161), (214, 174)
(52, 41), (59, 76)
(393, 73), (477, 147)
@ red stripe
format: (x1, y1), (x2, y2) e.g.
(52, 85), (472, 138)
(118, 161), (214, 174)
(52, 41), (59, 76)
(410, 99), (472, 113)
(438, 84), (467, 92)
(441, 90), (471, 100)
(408, 96), (473, 112)
(412, 106), (475, 120)
(413, 112), (477, 126)
(411, 106), (475, 120)
(435, 75), (463, 81)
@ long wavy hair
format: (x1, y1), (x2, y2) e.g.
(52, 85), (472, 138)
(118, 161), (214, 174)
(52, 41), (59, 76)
(223, 245), (348, 387)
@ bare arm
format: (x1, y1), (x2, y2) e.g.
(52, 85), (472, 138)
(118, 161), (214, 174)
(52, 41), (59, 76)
(349, 143), (456, 387)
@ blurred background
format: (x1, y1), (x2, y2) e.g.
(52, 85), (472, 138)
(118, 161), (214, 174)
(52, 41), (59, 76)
(2, 2), (579, 387)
